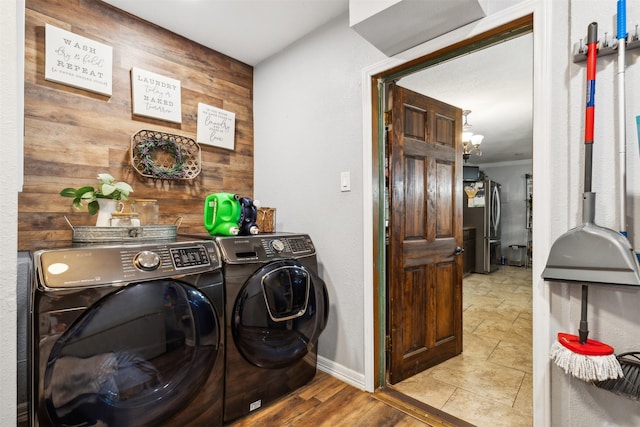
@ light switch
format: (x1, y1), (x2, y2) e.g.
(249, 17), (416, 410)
(340, 171), (351, 192)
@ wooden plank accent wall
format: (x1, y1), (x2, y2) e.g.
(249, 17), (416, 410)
(19, 0), (254, 250)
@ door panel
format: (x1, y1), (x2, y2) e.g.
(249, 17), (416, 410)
(403, 157), (425, 237)
(387, 83), (463, 384)
(436, 161), (454, 237)
(402, 267), (428, 357)
(435, 263), (456, 342)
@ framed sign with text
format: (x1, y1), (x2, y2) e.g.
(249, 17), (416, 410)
(131, 67), (182, 123)
(44, 24), (113, 96)
(196, 103), (235, 150)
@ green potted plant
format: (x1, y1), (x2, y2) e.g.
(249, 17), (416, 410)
(60, 173), (134, 216)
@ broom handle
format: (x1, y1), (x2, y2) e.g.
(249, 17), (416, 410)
(584, 22), (597, 193)
(617, 0), (627, 236)
(579, 284), (589, 344)
(579, 23), (597, 345)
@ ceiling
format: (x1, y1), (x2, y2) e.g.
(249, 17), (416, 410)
(101, 0), (532, 165)
(102, 0), (350, 66)
(398, 32), (533, 165)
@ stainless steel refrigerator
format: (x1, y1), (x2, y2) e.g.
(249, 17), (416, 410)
(463, 178), (502, 274)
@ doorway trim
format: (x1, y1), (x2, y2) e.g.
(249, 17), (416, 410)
(360, 1), (552, 426)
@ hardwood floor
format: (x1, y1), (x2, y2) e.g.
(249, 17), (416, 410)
(227, 370), (449, 427)
(19, 371), (466, 427)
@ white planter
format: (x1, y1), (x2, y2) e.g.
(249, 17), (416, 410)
(96, 199), (123, 227)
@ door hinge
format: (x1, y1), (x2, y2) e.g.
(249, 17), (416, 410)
(384, 111), (392, 126)
(385, 335), (392, 351)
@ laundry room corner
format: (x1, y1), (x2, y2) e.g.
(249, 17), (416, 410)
(9, 0), (640, 425)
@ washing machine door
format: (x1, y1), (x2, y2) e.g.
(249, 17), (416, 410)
(41, 280), (220, 427)
(232, 260), (329, 369)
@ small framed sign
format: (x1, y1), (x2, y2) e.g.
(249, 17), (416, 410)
(131, 67), (182, 123)
(44, 24), (113, 96)
(197, 103), (235, 150)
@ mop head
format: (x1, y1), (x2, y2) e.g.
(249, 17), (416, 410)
(550, 333), (624, 382)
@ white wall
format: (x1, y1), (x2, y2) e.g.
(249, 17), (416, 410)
(255, 0), (640, 425)
(254, 14), (387, 383)
(2, 0), (19, 424)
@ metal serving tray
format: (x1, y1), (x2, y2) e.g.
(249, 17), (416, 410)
(65, 217), (180, 243)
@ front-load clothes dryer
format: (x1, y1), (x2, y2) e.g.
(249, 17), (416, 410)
(215, 233), (329, 423)
(30, 238), (225, 427)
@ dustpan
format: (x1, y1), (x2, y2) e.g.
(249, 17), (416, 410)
(542, 20), (640, 287)
(542, 192), (640, 286)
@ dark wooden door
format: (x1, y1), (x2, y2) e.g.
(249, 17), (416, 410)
(387, 83), (463, 384)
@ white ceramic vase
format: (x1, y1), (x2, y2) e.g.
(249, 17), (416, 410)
(95, 199), (123, 227)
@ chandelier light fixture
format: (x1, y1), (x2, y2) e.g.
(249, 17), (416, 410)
(462, 109), (483, 162)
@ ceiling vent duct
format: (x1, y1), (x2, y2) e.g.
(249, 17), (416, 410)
(349, 0), (487, 57)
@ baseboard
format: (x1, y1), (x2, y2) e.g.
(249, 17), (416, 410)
(317, 355), (366, 390)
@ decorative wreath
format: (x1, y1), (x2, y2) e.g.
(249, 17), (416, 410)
(138, 138), (185, 179)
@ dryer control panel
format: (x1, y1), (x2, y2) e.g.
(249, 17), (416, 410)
(216, 233), (315, 264)
(34, 239), (221, 290)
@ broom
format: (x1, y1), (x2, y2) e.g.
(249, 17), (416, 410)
(595, 352), (640, 400)
(548, 22), (623, 383)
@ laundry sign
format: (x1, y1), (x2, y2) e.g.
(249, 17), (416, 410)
(197, 103), (235, 150)
(131, 67), (182, 123)
(44, 24), (113, 96)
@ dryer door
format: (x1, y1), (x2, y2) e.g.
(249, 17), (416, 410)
(232, 260), (329, 369)
(41, 280), (221, 427)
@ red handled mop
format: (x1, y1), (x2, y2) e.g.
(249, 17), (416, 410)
(547, 22), (624, 382)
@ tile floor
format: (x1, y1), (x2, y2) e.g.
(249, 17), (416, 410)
(392, 265), (533, 427)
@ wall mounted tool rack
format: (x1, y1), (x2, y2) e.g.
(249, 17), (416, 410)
(573, 24), (640, 63)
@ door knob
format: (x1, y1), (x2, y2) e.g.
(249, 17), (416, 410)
(454, 246), (464, 256)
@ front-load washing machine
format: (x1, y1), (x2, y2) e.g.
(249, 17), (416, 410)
(30, 238), (225, 427)
(215, 233), (329, 423)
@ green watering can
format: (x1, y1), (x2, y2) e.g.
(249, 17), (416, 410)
(203, 193), (241, 236)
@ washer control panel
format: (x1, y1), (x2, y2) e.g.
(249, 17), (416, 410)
(216, 233), (315, 263)
(35, 239), (221, 290)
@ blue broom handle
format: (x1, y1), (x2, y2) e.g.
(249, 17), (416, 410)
(618, 0), (626, 40)
(617, 0), (628, 237)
